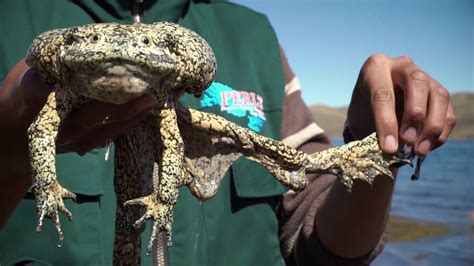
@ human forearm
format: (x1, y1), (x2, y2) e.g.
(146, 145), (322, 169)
(279, 135), (393, 264)
(315, 171), (395, 258)
(0, 134), (32, 228)
(0, 60), (47, 227)
(314, 54), (456, 258)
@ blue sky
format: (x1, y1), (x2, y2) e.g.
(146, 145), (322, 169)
(231, 0), (473, 106)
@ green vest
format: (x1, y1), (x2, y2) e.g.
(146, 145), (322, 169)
(0, 1), (286, 265)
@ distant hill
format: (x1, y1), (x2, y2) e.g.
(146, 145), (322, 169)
(309, 92), (473, 140)
(309, 105), (347, 138)
(450, 93), (474, 140)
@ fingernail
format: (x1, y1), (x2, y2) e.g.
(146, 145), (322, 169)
(384, 135), (397, 152)
(417, 139), (431, 155)
(403, 127), (418, 142)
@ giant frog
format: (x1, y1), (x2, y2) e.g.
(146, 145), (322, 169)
(26, 22), (412, 263)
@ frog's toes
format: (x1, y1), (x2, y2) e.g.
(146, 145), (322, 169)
(309, 133), (412, 191)
(34, 182), (76, 247)
(124, 193), (173, 254)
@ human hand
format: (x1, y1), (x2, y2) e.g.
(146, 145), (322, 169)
(0, 60), (50, 152)
(347, 54), (456, 155)
(0, 59), (158, 155)
(55, 92), (157, 155)
(0, 59), (157, 227)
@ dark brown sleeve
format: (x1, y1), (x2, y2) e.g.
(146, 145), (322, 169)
(278, 47), (387, 265)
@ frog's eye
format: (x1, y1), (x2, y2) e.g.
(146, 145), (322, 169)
(139, 35), (152, 46)
(89, 33), (102, 43)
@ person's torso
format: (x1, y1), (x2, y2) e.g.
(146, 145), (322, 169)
(0, 1), (287, 265)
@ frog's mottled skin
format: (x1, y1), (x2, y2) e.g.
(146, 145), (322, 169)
(26, 22), (410, 264)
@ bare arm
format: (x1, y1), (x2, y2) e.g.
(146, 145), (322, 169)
(316, 54), (455, 258)
(0, 60), (49, 228)
(278, 50), (456, 263)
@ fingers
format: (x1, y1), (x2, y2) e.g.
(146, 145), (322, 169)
(433, 102), (456, 149)
(1, 59), (52, 129)
(56, 93), (157, 154)
(415, 82), (449, 154)
(353, 54), (456, 156)
(361, 54), (399, 153)
(71, 111), (150, 155)
(395, 65), (430, 145)
(392, 57), (455, 155)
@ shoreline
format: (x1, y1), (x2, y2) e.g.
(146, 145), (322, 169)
(388, 215), (452, 242)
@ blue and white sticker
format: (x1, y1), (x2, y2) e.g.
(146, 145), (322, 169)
(200, 82), (266, 132)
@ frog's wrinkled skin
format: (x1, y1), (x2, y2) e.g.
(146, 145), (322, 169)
(26, 22), (411, 264)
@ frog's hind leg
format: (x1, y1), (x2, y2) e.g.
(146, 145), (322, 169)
(178, 106), (412, 194)
(28, 91), (75, 247)
(177, 106), (309, 192)
(113, 118), (156, 264)
(305, 133), (412, 191)
(124, 107), (186, 254)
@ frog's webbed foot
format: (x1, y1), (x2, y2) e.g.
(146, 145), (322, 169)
(34, 181), (76, 247)
(28, 91), (77, 247)
(124, 193), (173, 254)
(116, 106), (182, 255)
(307, 133), (412, 191)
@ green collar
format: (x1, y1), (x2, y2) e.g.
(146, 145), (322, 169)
(73, 0), (190, 23)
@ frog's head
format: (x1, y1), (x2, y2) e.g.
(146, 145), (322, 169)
(150, 22), (217, 98)
(27, 22), (216, 103)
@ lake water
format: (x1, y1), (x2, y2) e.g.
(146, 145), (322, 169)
(333, 139), (474, 265)
(377, 139), (473, 266)
(390, 140), (474, 227)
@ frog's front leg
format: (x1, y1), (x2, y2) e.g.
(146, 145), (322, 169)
(124, 107), (186, 253)
(28, 91), (75, 246)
